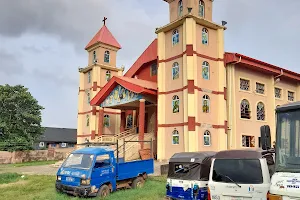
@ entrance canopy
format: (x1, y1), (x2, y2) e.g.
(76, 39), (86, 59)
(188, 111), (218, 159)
(90, 76), (157, 109)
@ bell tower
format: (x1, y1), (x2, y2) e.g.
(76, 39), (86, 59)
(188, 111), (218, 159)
(165, 0), (213, 22)
(77, 18), (124, 144)
(156, 0), (227, 160)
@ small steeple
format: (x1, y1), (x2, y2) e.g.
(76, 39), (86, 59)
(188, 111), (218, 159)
(85, 17), (122, 50)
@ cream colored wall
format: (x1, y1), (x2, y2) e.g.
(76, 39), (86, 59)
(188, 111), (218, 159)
(168, 0), (212, 22)
(162, 126), (185, 159)
(165, 26), (183, 59)
(196, 25), (217, 57)
(274, 80), (298, 105)
(88, 45), (117, 67)
(232, 67), (294, 148)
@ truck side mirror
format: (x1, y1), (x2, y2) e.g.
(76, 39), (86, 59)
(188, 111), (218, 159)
(260, 125), (271, 150)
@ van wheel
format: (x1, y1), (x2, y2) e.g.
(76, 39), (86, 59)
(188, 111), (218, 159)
(132, 177), (144, 189)
(98, 185), (110, 198)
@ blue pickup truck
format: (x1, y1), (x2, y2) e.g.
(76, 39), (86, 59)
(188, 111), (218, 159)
(55, 146), (154, 198)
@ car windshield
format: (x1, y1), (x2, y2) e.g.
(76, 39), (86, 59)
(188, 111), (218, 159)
(276, 110), (300, 173)
(62, 153), (94, 170)
(212, 159), (263, 184)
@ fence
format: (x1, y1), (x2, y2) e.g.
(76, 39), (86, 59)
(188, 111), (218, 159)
(0, 148), (74, 164)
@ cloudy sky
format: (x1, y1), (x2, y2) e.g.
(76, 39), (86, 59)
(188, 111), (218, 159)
(0, 0), (299, 129)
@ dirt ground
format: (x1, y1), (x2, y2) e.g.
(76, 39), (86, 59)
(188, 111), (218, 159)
(0, 160), (168, 176)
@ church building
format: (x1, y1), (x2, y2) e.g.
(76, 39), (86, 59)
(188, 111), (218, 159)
(77, 0), (300, 161)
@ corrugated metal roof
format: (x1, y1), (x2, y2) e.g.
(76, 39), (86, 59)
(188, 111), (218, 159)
(39, 127), (77, 143)
(117, 76), (157, 90)
(125, 39), (157, 78)
(85, 25), (121, 50)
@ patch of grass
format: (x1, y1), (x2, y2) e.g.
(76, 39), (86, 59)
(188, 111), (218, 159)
(0, 160), (58, 168)
(0, 174), (167, 200)
(0, 173), (23, 184)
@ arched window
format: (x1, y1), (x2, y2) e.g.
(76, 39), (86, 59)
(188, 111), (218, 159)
(106, 70), (111, 81)
(86, 115), (90, 127)
(172, 95), (179, 113)
(172, 62), (179, 80)
(178, 0), (183, 17)
(104, 115), (110, 127)
(203, 95), (210, 113)
(126, 114), (133, 129)
(202, 28), (208, 45)
(93, 51), (97, 63)
(241, 99), (251, 119)
(204, 130), (211, 146)
(172, 129), (179, 145)
(199, 0), (205, 17)
(202, 61), (210, 80)
(257, 102), (265, 121)
(104, 51), (110, 63)
(87, 92), (90, 104)
(172, 29), (179, 45)
(87, 71), (91, 83)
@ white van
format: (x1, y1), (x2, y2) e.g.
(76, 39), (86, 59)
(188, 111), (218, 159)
(208, 149), (275, 200)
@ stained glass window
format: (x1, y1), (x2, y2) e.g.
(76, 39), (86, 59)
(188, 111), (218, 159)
(240, 79), (250, 91)
(203, 95), (210, 113)
(93, 51), (97, 63)
(202, 61), (210, 80)
(257, 102), (265, 121)
(172, 29), (179, 45)
(86, 115), (89, 127)
(172, 95), (179, 113)
(242, 135), (255, 147)
(151, 63), (157, 76)
(178, 0), (183, 17)
(256, 82), (265, 94)
(204, 130), (211, 146)
(275, 87), (281, 98)
(172, 62), (179, 80)
(106, 71), (111, 81)
(288, 91), (295, 101)
(87, 71), (91, 83)
(87, 92), (90, 104)
(172, 129), (179, 145)
(104, 115), (110, 127)
(202, 28), (208, 45)
(104, 51), (110, 63)
(126, 114), (133, 129)
(241, 99), (251, 119)
(199, 0), (205, 17)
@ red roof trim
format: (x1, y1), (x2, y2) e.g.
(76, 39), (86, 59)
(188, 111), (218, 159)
(224, 52), (300, 82)
(90, 77), (157, 106)
(125, 39), (158, 78)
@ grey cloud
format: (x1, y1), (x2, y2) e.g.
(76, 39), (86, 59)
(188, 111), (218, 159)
(0, 49), (24, 76)
(32, 68), (78, 88)
(22, 45), (52, 54)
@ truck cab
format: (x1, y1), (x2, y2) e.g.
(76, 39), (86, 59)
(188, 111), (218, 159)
(56, 146), (154, 198)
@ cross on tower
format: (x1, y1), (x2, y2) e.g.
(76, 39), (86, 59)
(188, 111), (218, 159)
(103, 17), (107, 26)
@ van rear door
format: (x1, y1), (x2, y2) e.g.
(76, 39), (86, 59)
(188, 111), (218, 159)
(208, 159), (269, 199)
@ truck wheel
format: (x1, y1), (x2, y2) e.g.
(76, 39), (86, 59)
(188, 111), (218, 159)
(132, 177), (144, 189)
(98, 185), (110, 198)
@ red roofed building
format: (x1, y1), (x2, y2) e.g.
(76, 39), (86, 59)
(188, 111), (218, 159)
(77, 1), (300, 161)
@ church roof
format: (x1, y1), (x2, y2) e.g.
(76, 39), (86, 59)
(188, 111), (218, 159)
(225, 52), (300, 82)
(85, 25), (122, 50)
(125, 39), (157, 78)
(90, 76), (157, 106)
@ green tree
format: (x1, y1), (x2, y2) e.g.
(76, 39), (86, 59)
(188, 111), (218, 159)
(0, 84), (45, 151)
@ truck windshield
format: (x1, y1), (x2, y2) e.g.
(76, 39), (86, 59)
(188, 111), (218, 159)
(212, 159), (263, 184)
(276, 110), (300, 173)
(62, 153), (94, 170)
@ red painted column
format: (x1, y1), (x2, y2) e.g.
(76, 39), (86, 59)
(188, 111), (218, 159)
(120, 112), (126, 133)
(138, 99), (145, 149)
(98, 107), (104, 136)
